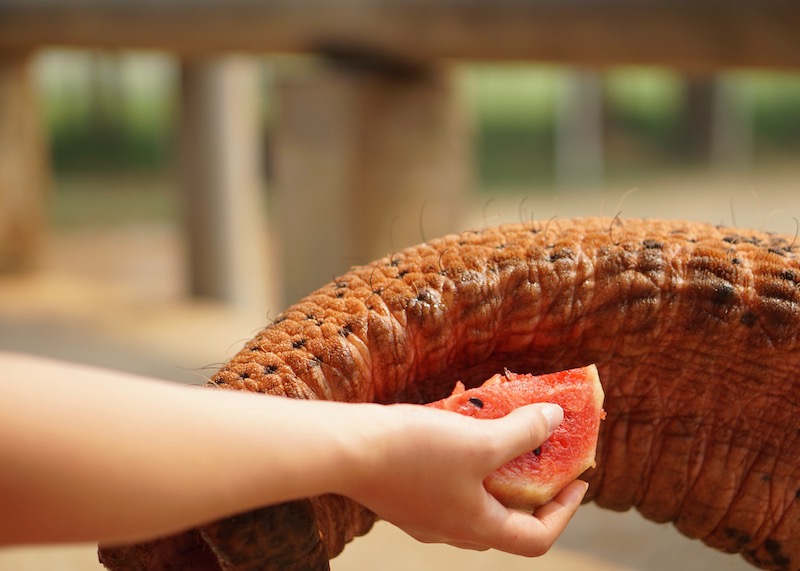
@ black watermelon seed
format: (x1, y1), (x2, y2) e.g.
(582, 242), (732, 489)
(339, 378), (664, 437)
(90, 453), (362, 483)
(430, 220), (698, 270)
(468, 397), (484, 409)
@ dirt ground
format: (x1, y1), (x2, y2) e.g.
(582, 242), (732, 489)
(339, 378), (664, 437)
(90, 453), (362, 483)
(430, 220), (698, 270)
(2, 166), (798, 570)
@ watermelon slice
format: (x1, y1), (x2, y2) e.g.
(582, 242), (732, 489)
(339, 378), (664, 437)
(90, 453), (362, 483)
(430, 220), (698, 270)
(427, 365), (605, 511)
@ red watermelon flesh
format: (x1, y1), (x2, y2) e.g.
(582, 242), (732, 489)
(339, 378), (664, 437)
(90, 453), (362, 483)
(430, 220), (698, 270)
(427, 365), (605, 511)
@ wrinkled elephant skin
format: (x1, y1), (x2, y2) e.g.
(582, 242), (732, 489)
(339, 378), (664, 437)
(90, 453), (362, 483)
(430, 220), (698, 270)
(100, 218), (800, 571)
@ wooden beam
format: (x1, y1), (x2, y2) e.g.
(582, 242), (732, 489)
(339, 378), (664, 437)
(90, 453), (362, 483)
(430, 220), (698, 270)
(554, 70), (605, 189)
(177, 56), (275, 312)
(0, 52), (49, 273)
(271, 60), (470, 304)
(710, 75), (753, 172)
(1, 1), (800, 70)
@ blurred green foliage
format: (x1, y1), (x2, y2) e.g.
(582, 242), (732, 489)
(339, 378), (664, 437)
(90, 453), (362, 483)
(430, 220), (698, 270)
(462, 65), (558, 188)
(749, 73), (800, 147)
(37, 51), (176, 172)
(36, 51), (800, 189)
(466, 65), (800, 189)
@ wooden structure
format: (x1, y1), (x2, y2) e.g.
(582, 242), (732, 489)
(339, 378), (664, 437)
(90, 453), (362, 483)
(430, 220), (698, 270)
(4, 2), (800, 69)
(0, 51), (48, 274)
(1, 1), (799, 307)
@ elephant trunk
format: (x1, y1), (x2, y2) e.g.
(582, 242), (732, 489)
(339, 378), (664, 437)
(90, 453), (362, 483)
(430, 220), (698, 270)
(100, 217), (800, 571)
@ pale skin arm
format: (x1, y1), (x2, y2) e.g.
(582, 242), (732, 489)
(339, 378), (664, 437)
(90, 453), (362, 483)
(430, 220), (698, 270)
(0, 351), (587, 556)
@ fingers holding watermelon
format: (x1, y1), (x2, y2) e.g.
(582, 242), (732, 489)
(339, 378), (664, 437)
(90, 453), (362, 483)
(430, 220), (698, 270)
(337, 394), (590, 556)
(427, 366), (605, 511)
(490, 402), (564, 466)
(430, 403), (590, 557)
(477, 478), (589, 557)
(524, 479), (591, 554)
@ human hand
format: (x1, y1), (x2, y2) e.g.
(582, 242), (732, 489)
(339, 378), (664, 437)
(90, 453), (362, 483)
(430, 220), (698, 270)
(338, 402), (588, 556)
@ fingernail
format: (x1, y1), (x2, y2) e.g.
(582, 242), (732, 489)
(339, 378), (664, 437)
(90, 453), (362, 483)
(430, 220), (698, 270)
(541, 404), (564, 436)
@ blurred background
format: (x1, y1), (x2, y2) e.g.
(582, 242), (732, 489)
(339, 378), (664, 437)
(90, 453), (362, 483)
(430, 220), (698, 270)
(1, 2), (799, 570)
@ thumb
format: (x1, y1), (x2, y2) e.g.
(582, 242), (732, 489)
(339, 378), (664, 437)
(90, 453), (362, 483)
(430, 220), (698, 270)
(489, 403), (563, 468)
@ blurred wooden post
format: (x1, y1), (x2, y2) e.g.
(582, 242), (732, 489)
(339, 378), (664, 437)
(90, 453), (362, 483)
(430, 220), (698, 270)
(0, 52), (49, 273)
(682, 74), (715, 163)
(178, 56), (275, 313)
(272, 58), (471, 304)
(555, 69), (605, 189)
(711, 74), (753, 171)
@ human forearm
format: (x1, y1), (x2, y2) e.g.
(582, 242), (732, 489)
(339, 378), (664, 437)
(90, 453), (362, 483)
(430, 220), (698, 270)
(1, 352), (585, 557)
(0, 353), (369, 546)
